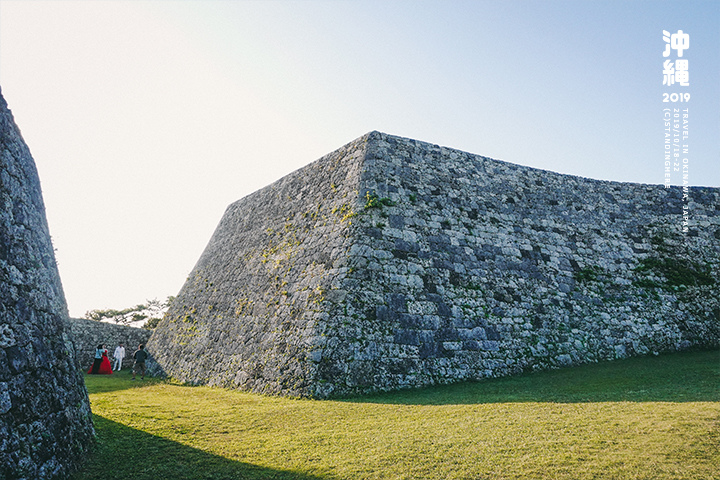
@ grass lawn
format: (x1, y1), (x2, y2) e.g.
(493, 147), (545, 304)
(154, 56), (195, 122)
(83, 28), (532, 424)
(73, 349), (720, 480)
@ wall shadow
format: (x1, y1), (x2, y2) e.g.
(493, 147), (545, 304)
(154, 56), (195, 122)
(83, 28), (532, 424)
(72, 415), (325, 480)
(343, 349), (720, 405)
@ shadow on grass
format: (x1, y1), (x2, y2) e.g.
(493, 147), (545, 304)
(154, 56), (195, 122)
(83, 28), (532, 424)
(72, 415), (324, 480)
(347, 349), (720, 406)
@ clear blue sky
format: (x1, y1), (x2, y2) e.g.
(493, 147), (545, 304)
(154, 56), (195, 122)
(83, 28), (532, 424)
(0, 0), (718, 317)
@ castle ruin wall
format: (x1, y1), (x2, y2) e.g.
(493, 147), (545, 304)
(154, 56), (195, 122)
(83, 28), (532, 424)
(150, 132), (720, 398)
(0, 89), (95, 479)
(68, 318), (152, 371)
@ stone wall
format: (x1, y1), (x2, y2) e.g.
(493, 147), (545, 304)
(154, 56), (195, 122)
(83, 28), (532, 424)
(148, 135), (366, 394)
(322, 132), (719, 396)
(69, 318), (152, 371)
(149, 131), (720, 398)
(0, 88), (95, 478)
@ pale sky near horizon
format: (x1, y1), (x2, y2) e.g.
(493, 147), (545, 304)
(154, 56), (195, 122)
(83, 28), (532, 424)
(0, 0), (718, 318)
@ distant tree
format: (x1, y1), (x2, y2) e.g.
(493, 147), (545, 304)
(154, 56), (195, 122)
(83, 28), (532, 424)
(142, 316), (162, 330)
(84, 296), (173, 328)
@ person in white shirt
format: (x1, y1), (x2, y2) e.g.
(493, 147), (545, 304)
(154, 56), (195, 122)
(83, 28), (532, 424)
(112, 343), (126, 371)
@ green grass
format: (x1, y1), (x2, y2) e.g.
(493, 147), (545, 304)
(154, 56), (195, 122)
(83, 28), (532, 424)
(73, 350), (720, 480)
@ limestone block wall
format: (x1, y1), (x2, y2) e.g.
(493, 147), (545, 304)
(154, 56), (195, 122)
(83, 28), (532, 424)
(149, 135), (367, 395)
(315, 133), (719, 396)
(0, 89), (94, 478)
(150, 131), (720, 398)
(69, 318), (152, 370)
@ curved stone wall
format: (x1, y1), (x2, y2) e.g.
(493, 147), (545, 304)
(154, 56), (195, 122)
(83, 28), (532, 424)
(149, 131), (720, 398)
(68, 318), (152, 371)
(0, 89), (94, 479)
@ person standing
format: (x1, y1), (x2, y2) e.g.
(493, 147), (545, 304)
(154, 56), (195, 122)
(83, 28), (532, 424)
(131, 344), (148, 380)
(88, 344), (104, 374)
(112, 343), (126, 371)
(98, 348), (113, 375)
